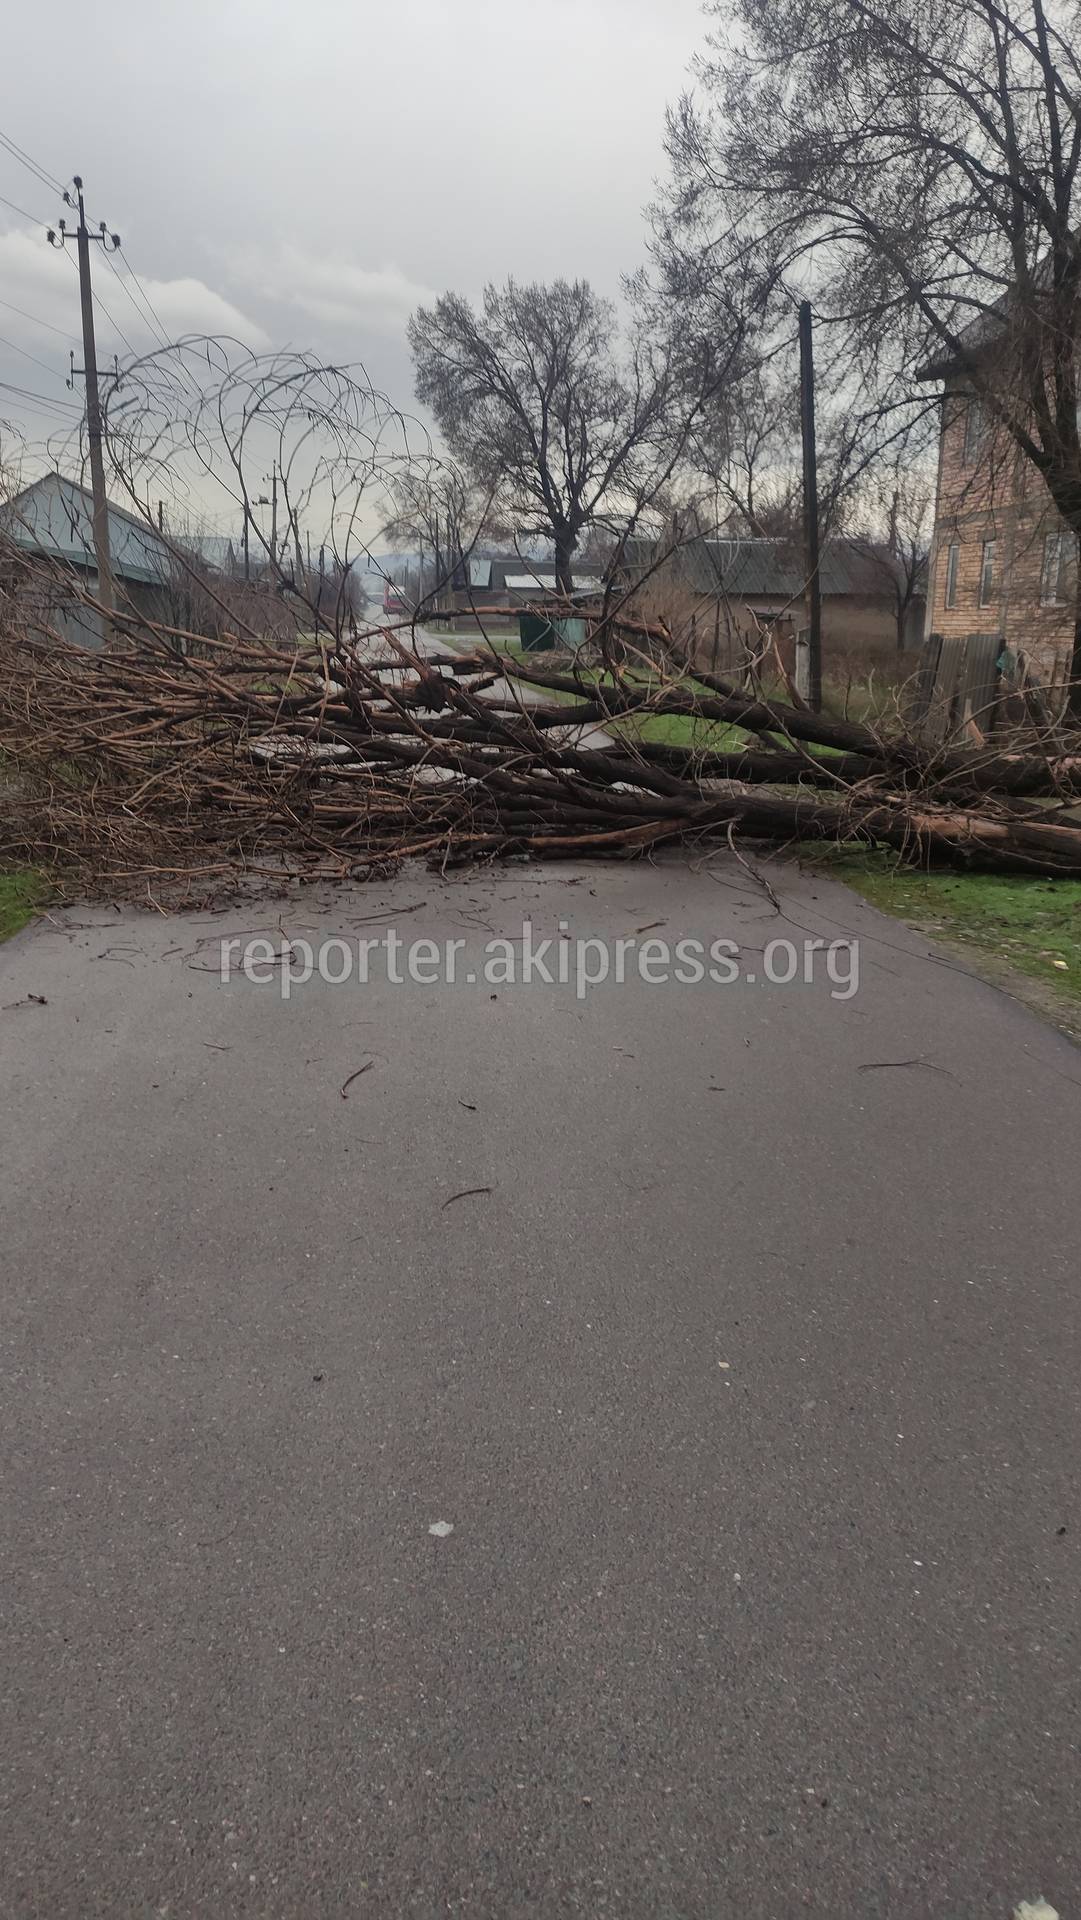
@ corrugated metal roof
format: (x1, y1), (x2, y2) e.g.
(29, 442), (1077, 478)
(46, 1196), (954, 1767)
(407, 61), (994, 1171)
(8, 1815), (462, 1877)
(621, 534), (911, 600)
(2, 473), (172, 587)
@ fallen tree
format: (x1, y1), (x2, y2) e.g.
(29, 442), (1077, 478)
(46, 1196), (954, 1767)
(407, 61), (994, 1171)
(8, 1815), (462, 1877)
(4, 597), (1081, 897)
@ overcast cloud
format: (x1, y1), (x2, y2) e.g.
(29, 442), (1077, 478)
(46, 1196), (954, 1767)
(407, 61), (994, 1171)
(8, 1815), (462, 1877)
(0, 0), (705, 523)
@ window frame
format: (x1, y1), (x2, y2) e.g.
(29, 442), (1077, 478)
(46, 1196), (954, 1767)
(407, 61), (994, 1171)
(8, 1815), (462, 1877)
(963, 395), (986, 465)
(978, 539), (997, 607)
(944, 541), (960, 609)
(1040, 531), (1064, 606)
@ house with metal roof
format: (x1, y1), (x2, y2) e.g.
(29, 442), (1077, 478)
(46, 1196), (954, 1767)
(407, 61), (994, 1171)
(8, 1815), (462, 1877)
(446, 554), (603, 621)
(614, 533), (926, 666)
(182, 533), (242, 575)
(0, 472), (174, 649)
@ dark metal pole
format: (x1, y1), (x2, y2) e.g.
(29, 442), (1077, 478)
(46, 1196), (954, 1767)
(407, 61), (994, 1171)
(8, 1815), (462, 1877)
(799, 299), (823, 711)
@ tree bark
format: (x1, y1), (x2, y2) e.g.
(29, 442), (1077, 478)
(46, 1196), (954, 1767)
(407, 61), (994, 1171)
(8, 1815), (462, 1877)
(1068, 555), (1081, 719)
(554, 533), (574, 596)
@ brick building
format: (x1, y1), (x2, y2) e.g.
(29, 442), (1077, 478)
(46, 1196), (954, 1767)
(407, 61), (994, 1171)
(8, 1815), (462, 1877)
(920, 359), (1079, 683)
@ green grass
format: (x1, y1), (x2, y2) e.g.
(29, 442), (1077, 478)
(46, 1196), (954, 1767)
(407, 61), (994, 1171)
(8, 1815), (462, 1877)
(482, 655), (752, 753)
(0, 870), (46, 943)
(824, 853), (1081, 1016)
(607, 707), (748, 751)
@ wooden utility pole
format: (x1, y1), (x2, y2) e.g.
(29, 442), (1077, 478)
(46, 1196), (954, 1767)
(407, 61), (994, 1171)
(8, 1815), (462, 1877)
(48, 177), (120, 637)
(798, 299), (823, 711)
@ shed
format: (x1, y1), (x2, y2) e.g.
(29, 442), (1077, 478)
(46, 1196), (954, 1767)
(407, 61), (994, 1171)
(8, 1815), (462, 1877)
(0, 472), (174, 649)
(615, 534), (926, 663)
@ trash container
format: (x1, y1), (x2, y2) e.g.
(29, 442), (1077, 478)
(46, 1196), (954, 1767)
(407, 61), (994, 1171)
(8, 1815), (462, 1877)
(519, 612), (556, 651)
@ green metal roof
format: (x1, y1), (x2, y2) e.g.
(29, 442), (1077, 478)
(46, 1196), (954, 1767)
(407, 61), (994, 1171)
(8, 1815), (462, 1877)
(1, 472), (172, 587)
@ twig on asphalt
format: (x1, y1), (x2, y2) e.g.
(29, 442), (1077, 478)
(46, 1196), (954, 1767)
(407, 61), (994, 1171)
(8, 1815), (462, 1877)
(340, 1061), (375, 1098)
(441, 1186), (493, 1210)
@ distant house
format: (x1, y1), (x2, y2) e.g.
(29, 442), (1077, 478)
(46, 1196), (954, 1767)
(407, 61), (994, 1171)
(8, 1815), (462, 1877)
(0, 472), (174, 650)
(446, 555), (603, 621)
(182, 533), (244, 577)
(615, 534), (926, 670)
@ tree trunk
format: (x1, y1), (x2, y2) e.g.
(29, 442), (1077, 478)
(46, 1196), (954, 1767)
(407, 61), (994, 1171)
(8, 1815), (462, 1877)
(1068, 554), (1081, 719)
(554, 533), (574, 596)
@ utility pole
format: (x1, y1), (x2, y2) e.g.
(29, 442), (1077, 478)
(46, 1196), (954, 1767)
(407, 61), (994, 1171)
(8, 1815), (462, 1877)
(266, 466), (279, 570)
(48, 178), (120, 639)
(798, 299), (823, 712)
(245, 491), (270, 580)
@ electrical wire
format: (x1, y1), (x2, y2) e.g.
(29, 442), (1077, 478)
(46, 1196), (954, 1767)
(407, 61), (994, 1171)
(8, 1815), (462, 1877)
(59, 250), (138, 360)
(0, 378), (81, 414)
(0, 296), (74, 341)
(0, 188), (48, 227)
(0, 125), (65, 194)
(0, 331), (69, 385)
(117, 247), (172, 348)
(107, 247), (206, 407)
(103, 250), (170, 352)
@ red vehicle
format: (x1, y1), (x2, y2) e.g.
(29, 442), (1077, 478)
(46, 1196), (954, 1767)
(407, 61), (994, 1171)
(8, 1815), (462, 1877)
(383, 580), (408, 616)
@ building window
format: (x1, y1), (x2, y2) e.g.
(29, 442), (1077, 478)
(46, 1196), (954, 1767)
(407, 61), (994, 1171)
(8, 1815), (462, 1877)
(1041, 531), (1065, 605)
(978, 539), (997, 605)
(963, 396), (986, 464)
(944, 542), (960, 608)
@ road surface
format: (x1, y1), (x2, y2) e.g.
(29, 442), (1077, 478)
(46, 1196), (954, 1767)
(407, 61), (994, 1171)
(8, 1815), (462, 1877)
(1, 855), (1078, 1917)
(361, 622), (615, 748)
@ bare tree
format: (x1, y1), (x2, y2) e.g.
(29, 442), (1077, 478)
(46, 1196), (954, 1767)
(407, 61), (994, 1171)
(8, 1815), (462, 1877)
(408, 277), (740, 593)
(688, 362), (801, 536)
(97, 340), (434, 646)
(381, 461), (493, 609)
(654, 0), (1081, 701)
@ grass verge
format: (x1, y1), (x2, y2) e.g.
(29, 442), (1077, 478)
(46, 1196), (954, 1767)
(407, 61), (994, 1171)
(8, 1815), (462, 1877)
(0, 870), (46, 943)
(822, 852), (1081, 1033)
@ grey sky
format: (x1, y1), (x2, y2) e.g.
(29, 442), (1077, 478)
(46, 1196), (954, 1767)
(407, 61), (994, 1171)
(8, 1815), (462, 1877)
(0, 0), (706, 524)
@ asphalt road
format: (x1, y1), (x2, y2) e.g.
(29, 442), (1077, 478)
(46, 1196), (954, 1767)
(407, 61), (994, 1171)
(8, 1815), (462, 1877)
(1, 856), (1079, 1918)
(361, 621), (615, 748)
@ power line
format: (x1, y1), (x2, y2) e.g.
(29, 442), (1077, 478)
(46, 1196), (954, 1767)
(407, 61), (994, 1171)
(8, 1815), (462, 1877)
(0, 295), (75, 342)
(0, 188), (48, 226)
(0, 124), (65, 194)
(0, 331), (69, 385)
(117, 247), (171, 347)
(0, 378), (81, 413)
(103, 248), (170, 351)
(0, 407), (81, 435)
(107, 247), (205, 408)
(61, 250), (138, 359)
